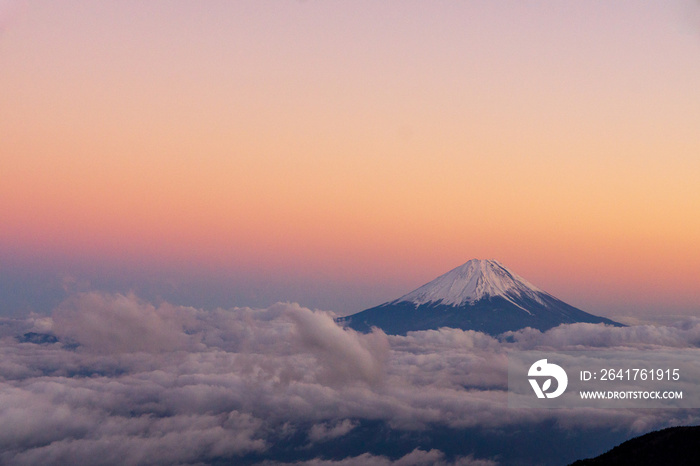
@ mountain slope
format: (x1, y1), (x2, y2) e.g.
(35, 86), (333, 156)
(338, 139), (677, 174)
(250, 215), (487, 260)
(342, 259), (622, 335)
(569, 426), (700, 466)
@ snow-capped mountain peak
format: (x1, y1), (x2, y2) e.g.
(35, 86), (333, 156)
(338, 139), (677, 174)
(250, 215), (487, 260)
(343, 258), (623, 335)
(396, 259), (547, 308)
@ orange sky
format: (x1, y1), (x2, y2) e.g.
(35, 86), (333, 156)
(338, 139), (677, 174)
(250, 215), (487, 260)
(1, 1), (699, 316)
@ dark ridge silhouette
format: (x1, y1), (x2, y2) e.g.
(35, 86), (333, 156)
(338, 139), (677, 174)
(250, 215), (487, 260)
(570, 426), (700, 466)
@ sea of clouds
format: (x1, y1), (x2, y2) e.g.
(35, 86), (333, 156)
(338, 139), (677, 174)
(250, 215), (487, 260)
(1, 292), (700, 465)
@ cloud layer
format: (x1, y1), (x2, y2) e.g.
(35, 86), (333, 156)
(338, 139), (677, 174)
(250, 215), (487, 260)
(1, 292), (700, 464)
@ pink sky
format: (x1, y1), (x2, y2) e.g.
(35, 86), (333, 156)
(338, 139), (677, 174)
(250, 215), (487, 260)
(1, 1), (699, 317)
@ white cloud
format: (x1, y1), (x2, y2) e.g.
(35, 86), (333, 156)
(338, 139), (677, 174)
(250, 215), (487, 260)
(2, 292), (700, 464)
(51, 292), (196, 353)
(257, 448), (497, 466)
(506, 319), (700, 350)
(308, 419), (358, 443)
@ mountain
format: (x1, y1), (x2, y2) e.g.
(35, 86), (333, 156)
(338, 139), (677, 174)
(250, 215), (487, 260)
(569, 426), (700, 465)
(342, 259), (622, 335)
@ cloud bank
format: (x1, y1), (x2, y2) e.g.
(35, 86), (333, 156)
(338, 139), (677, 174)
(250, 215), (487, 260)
(1, 292), (699, 464)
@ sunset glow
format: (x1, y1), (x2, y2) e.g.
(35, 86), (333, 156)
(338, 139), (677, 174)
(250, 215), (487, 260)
(1, 1), (699, 316)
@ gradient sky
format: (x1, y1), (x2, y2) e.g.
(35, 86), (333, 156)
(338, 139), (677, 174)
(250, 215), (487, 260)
(1, 0), (699, 317)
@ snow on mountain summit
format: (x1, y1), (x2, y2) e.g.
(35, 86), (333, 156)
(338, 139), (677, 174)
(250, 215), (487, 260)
(396, 259), (547, 308)
(343, 258), (623, 335)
